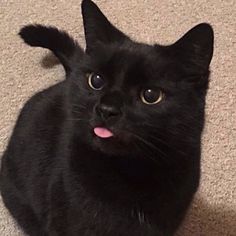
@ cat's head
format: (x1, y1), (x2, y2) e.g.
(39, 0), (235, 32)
(19, 0), (214, 158)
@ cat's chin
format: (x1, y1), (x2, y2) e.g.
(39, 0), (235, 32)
(91, 131), (135, 157)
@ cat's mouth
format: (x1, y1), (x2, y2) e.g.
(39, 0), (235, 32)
(91, 126), (120, 154)
(93, 127), (114, 139)
(91, 123), (132, 142)
(91, 124), (134, 155)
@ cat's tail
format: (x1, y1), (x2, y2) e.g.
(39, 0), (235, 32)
(19, 24), (84, 74)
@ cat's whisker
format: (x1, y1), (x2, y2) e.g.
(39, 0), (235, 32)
(129, 132), (168, 163)
(135, 135), (167, 158)
(133, 142), (164, 164)
(67, 118), (87, 122)
(71, 110), (84, 115)
(142, 122), (197, 133)
(148, 134), (188, 157)
(72, 103), (87, 109)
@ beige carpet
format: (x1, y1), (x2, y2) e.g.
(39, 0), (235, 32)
(0, 0), (235, 235)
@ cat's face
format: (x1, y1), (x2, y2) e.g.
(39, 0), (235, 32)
(19, 0), (213, 157)
(71, 44), (213, 158)
(65, 0), (213, 157)
(71, 43), (171, 156)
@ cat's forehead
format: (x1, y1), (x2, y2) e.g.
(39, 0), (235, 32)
(97, 43), (163, 87)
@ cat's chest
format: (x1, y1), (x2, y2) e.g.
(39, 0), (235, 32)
(68, 153), (162, 211)
(57, 198), (158, 236)
(46, 149), (171, 235)
(47, 176), (158, 235)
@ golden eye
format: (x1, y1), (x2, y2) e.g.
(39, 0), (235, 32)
(141, 89), (164, 105)
(88, 73), (105, 90)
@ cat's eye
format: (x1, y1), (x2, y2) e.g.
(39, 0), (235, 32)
(88, 73), (105, 90)
(141, 88), (164, 105)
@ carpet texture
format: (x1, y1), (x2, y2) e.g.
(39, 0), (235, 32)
(0, 0), (235, 235)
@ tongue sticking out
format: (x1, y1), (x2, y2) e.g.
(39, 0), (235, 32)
(94, 127), (114, 138)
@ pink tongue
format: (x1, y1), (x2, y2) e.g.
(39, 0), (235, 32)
(94, 127), (114, 138)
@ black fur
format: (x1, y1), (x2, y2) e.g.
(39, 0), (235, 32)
(0, 0), (214, 235)
(19, 25), (83, 74)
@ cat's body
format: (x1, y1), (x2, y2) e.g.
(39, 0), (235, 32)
(0, 0), (214, 235)
(0, 82), (193, 236)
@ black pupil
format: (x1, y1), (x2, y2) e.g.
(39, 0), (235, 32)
(91, 74), (104, 89)
(144, 89), (160, 103)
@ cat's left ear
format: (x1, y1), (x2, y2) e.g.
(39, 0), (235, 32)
(173, 23), (214, 71)
(81, 0), (129, 53)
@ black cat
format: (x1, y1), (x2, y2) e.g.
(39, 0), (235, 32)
(0, 0), (214, 235)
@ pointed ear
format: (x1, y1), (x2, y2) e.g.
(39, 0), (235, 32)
(173, 23), (214, 71)
(81, 0), (129, 53)
(19, 25), (84, 74)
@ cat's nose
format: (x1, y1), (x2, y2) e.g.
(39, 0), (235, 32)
(96, 104), (121, 120)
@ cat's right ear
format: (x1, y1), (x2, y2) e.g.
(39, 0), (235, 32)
(81, 0), (129, 53)
(19, 25), (84, 74)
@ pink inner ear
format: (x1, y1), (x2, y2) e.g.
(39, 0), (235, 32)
(94, 127), (114, 138)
